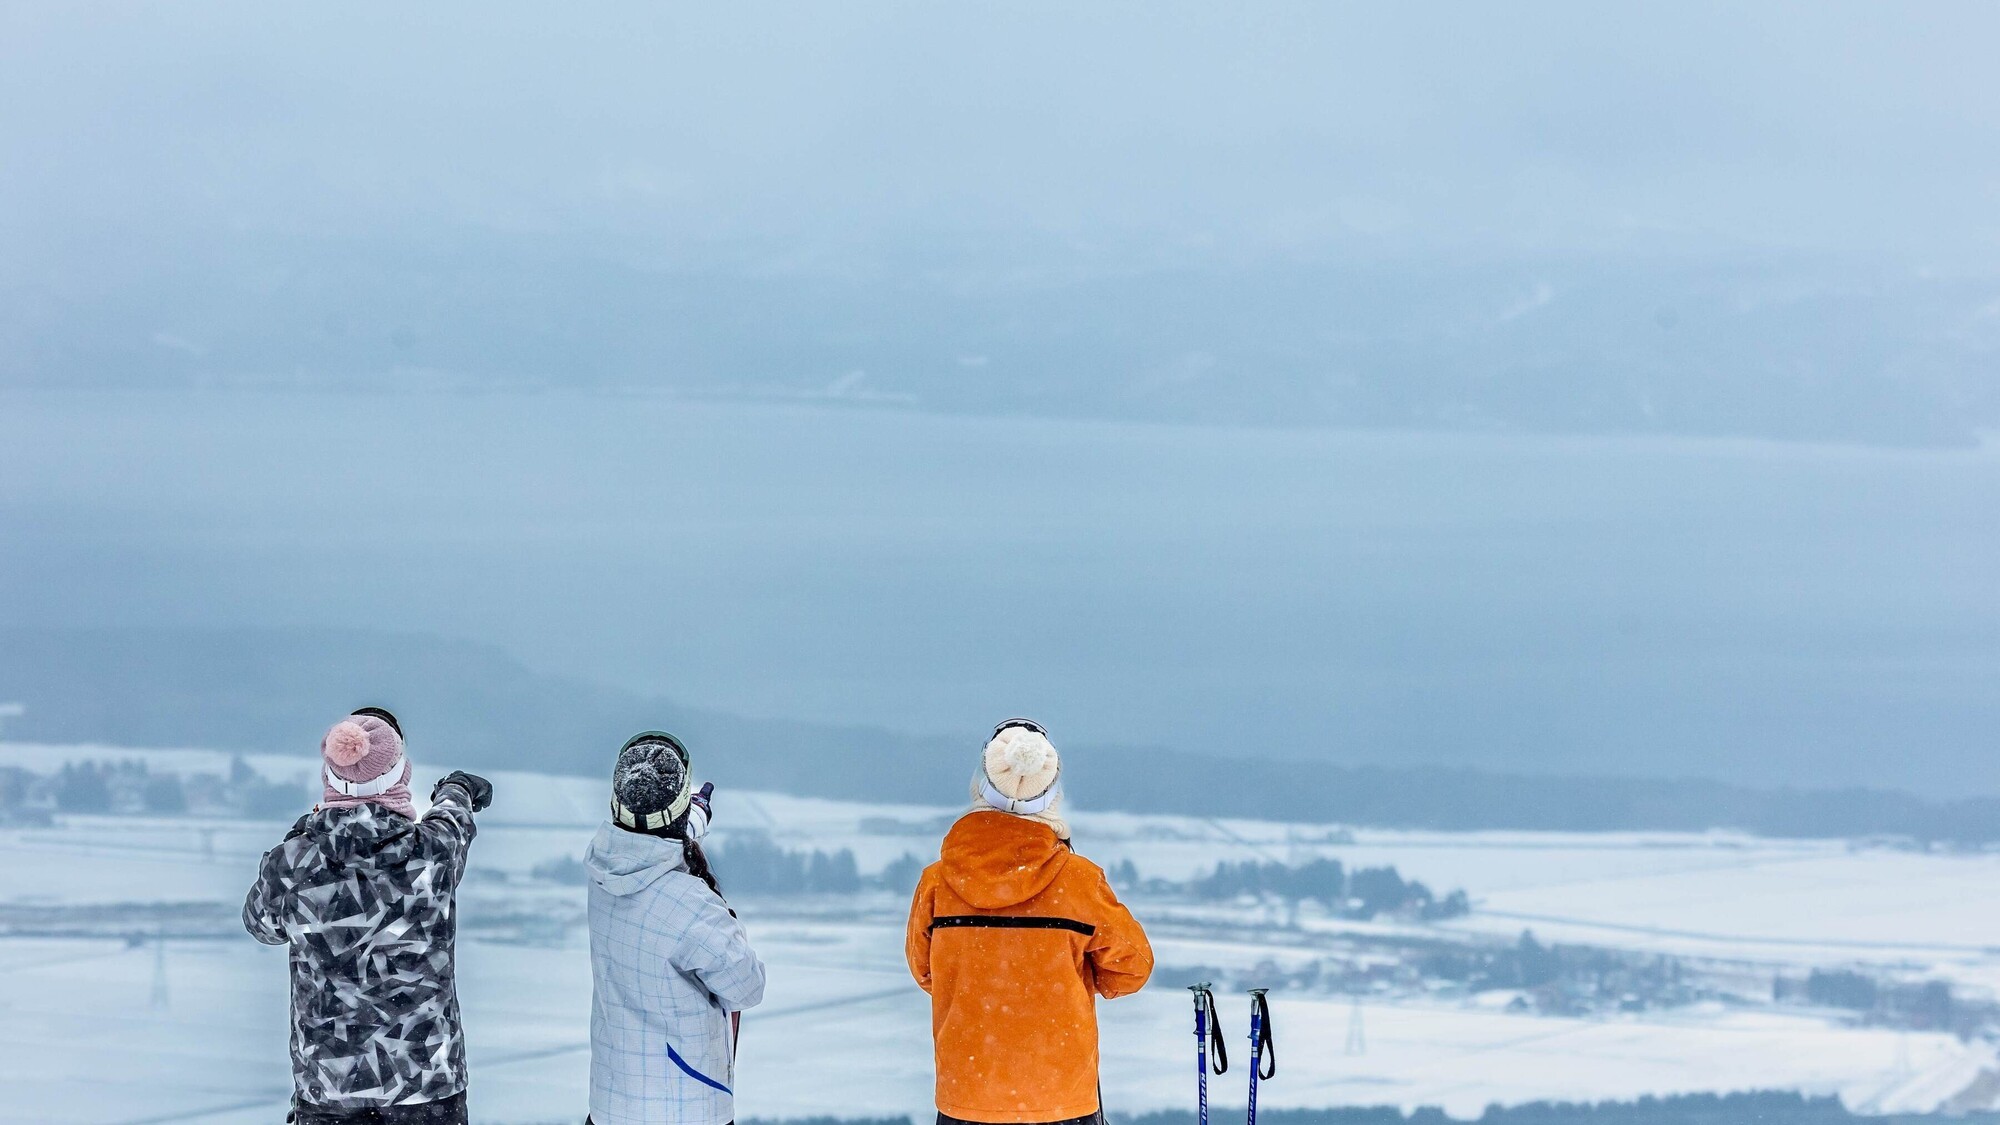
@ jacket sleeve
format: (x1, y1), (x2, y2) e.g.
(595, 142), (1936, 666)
(673, 886), (767, 1013)
(1084, 866), (1153, 999)
(415, 779), (480, 891)
(242, 836), (296, 946)
(904, 869), (936, 994)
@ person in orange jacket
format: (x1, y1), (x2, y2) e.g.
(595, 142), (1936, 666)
(905, 718), (1154, 1125)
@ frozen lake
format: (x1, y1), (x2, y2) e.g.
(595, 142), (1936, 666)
(3, 389), (1997, 792)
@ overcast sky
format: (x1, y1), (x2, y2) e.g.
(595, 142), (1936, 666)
(5, 3), (1998, 791)
(5, 1), (2000, 266)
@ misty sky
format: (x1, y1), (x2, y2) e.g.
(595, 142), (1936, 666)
(3, 3), (1998, 796)
(5, 1), (2000, 263)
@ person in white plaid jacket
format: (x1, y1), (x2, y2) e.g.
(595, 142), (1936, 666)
(585, 732), (765, 1125)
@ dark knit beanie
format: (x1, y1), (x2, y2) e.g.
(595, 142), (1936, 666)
(610, 731), (692, 834)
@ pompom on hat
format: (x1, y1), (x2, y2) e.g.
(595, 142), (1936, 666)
(969, 717), (1068, 840)
(323, 721), (371, 767)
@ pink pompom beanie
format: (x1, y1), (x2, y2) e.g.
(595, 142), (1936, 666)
(321, 709), (416, 819)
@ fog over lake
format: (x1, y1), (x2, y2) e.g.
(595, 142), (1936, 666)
(3, 389), (1992, 795)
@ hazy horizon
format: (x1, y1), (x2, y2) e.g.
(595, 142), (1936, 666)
(5, 2), (1999, 794)
(5, 387), (1994, 798)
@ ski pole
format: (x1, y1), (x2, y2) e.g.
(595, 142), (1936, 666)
(1246, 988), (1275, 1125)
(1189, 983), (1227, 1125)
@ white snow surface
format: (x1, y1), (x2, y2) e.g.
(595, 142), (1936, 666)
(3, 743), (1998, 1123)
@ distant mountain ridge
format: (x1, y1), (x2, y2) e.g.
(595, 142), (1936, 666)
(4, 230), (1993, 448)
(3, 625), (1996, 841)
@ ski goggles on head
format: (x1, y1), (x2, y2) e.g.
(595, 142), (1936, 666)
(991, 717), (1048, 739)
(610, 730), (693, 831)
(620, 730), (689, 765)
(980, 717), (1060, 815)
(350, 706), (403, 738)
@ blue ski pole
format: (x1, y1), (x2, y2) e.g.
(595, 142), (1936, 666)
(1246, 989), (1275, 1125)
(1189, 983), (1227, 1125)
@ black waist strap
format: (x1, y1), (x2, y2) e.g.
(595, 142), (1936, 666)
(930, 914), (1095, 936)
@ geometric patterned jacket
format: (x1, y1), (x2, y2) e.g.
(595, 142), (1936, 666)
(243, 782), (479, 1111)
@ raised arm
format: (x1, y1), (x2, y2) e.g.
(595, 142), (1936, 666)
(673, 885), (767, 1013)
(415, 771), (489, 888)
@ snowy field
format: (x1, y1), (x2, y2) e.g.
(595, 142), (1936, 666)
(4, 744), (1999, 1124)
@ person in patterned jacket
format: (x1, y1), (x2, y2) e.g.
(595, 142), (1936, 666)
(585, 731), (765, 1125)
(243, 707), (493, 1125)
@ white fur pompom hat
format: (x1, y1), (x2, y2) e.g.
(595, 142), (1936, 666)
(969, 718), (1068, 840)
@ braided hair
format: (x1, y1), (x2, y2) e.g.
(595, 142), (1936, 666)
(682, 836), (723, 899)
(620, 817), (723, 898)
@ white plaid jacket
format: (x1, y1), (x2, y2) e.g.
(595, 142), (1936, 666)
(585, 823), (766, 1125)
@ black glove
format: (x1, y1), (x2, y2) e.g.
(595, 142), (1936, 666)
(685, 782), (715, 840)
(434, 770), (493, 812)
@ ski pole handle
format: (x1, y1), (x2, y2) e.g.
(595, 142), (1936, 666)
(1249, 988), (1275, 1079)
(1246, 988), (1274, 1125)
(1190, 984), (1228, 1074)
(1189, 983), (1226, 1125)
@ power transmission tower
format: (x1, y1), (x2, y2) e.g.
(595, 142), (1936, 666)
(150, 929), (170, 1011)
(1345, 993), (1366, 1056)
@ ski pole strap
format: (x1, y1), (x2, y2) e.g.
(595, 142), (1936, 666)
(1189, 983), (1228, 1074)
(1249, 989), (1276, 1080)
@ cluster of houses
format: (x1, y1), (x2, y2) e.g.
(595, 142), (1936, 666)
(0, 754), (304, 826)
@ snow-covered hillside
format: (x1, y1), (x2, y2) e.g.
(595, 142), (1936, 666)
(3, 744), (1998, 1124)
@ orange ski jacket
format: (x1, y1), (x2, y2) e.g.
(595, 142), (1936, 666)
(905, 811), (1154, 1123)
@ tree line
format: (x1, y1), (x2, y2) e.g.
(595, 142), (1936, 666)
(1122, 1091), (1978, 1125)
(708, 834), (863, 895)
(0, 757), (301, 821)
(745, 1091), (1985, 1125)
(532, 844), (1473, 917)
(1186, 857), (1469, 920)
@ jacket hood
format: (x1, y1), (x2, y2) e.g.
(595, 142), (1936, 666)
(940, 810), (1069, 909)
(306, 802), (419, 869)
(585, 821), (688, 897)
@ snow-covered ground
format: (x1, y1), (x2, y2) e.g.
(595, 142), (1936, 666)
(3, 744), (1998, 1124)
(0, 927), (1981, 1125)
